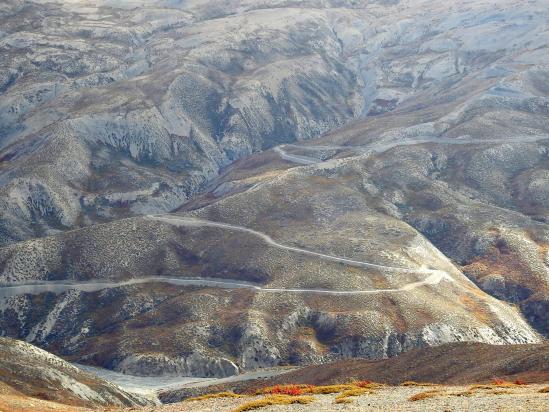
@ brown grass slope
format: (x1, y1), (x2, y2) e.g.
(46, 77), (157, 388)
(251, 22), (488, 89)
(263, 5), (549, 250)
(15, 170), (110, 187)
(250, 342), (549, 387)
(160, 342), (549, 403)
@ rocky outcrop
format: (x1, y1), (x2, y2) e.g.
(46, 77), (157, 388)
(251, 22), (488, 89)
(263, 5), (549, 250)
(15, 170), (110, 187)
(115, 353), (239, 378)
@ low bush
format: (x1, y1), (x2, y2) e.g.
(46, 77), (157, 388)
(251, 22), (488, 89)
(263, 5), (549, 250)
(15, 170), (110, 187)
(401, 381), (438, 387)
(256, 384), (311, 396)
(408, 390), (443, 401)
(268, 385), (305, 396)
(489, 390), (513, 395)
(308, 384), (356, 394)
(232, 395), (314, 412)
(334, 387), (371, 404)
(354, 380), (383, 389)
(258, 383), (359, 396)
(452, 389), (475, 397)
(256, 381), (383, 403)
(186, 391), (243, 401)
(491, 379), (515, 387)
(469, 384), (494, 390)
(334, 397), (353, 404)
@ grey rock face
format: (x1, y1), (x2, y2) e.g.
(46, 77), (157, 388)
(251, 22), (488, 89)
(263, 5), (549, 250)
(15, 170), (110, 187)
(115, 353), (239, 378)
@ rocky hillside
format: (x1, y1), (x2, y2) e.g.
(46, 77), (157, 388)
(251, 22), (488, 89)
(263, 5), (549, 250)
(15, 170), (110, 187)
(0, 336), (152, 407)
(0, 0), (548, 381)
(1, 0), (547, 244)
(0, 170), (542, 377)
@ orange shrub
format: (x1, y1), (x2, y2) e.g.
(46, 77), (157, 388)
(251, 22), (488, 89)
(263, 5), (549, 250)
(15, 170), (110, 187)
(267, 385), (305, 396)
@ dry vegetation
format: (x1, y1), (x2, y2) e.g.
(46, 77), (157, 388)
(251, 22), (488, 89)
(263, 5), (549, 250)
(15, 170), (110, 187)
(408, 390), (444, 401)
(186, 391), (243, 401)
(405, 380), (529, 402)
(334, 388), (372, 404)
(256, 384), (312, 396)
(232, 395), (314, 412)
(490, 390), (513, 395)
(400, 381), (439, 387)
(469, 384), (496, 390)
(334, 397), (353, 404)
(447, 380), (532, 398)
(256, 381), (382, 396)
(469, 379), (528, 391)
(238, 382), (383, 409)
(453, 389), (476, 397)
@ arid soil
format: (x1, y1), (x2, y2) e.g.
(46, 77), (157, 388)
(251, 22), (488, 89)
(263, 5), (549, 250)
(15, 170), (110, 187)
(2, 381), (548, 412)
(149, 385), (549, 412)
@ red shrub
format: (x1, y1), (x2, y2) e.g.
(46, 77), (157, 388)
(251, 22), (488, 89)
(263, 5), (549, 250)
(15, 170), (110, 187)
(269, 385), (304, 396)
(355, 380), (373, 388)
(514, 379), (527, 385)
(286, 387), (304, 396)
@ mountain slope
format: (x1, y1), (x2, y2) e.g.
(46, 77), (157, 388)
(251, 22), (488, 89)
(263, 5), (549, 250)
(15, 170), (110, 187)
(1, 0), (547, 244)
(0, 0), (547, 380)
(0, 337), (153, 407)
(0, 157), (541, 376)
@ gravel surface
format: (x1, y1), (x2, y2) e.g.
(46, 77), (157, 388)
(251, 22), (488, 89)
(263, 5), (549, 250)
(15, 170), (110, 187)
(142, 384), (549, 412)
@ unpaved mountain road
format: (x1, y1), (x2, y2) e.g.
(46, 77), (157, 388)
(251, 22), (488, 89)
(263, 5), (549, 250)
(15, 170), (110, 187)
(0, 267), (451, 299)
(0, 214), (456, 298)
(273, 146), (319, 165)
(274, 135), (549, 165)
(148, 215), (452, 276)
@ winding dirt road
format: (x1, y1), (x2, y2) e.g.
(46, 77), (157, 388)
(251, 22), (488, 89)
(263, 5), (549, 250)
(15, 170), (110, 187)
(273, 146), (318, 164)
(274, 135), (549, 164)
(0, 272), (450, 298)
(0, 215), (455, 298)
(148, 215), (447, 275)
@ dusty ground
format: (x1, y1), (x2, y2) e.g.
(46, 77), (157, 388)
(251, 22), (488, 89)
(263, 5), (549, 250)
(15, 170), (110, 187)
(1, 381), (547, 411)
(142, 384), (549, 412)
